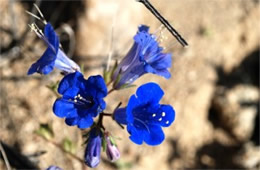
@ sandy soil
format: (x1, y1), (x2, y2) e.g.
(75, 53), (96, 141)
(0, 0), (259, 169)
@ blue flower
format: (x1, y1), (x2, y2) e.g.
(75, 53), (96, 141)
(53, 71), (107, 129)
(28, 23), (80, 75)
(114, 83), (175, 145)
(112, 25), (172, 89)
(84, 128), (101, 168)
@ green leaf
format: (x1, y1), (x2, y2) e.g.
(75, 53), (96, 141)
(102, 136), (107, 152)
(80, 63), (85, 75)
(119, 83), (136, 90)
(113, 73), (121, 88)
(46, 81), (60, 97)
(103, 60), (118, 85)
(35, 124), (54, 140)
(103, 70), (111, 85)
(62, 138), (76, 154)
(109, 136), (117, 146)
(115, 160), (133, 170)
(110, 60), (118, 79)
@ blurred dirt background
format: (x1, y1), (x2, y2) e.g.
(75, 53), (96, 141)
(0, 0), (259, 169)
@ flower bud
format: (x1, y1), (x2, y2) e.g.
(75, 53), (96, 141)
(46, 165), (62, 170)
(84, 128), (102, 168)
(105, 134), (120, 162)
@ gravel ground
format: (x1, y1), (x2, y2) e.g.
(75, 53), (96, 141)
(0, 0), (259, 169)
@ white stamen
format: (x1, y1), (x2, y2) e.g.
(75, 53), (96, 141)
(166, 121), (169, 124)
(158, 118), (162, 121)
(74, 99), (77, 103)
(162, 112), (166, 117)
(152, 114), (156, 117)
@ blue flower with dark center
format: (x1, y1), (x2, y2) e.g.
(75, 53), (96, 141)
(84, 128), (101, 168)
(53, 71), (107, 129)
(27, 23), (80, 75)
(112, 25), (172, 89)
(114, 83), (175, 145)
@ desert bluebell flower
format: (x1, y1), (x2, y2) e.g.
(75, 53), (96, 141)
(27, 23), (80, 75)
(53, 71), (107, 129)
(84, 128), (102, 168)
(113, 25), (172, 89)
(105, 133), (120, 162)
(114, 83), (175, 145)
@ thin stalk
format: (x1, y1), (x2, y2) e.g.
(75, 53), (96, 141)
(137, 0), (188, 47)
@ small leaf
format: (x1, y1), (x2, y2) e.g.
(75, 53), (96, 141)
(113, 72), (121, 88)
(46, 81), (60, 97)
(115, 160), (133, 170)
(35, 124), (54, 140)
(119, 83), (136, 90)
(103, 70), (111, 85)
(102, 135), (107, 152)
(103, 60), (118, 85)
(80, 63), (85, 75)
(110, 60), (118, 79)
(109, 136), (117, 146)
(62, 138), (76, 154)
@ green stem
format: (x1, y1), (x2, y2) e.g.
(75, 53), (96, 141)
(38, 135), (85, 164)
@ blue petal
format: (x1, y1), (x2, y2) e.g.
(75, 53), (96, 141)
(144, 64), (171, 79)
(86, 75), (107, 98)
(138, 25), (149, 32)
(157, 105), (175, 127)
(143, 124), (165, 146)
(114, 108), (127, 125)
(136, 83), (164, 104)
(64, 109), (79, 126)
(58, 71), (84, 94)
(150, 53), (172, 69)
(62, 87), (80, 99)
(27, 48), (55, 75)
(78, 114), (94, 129)
(127, 124), (144, 145)
(99, 99), (106, 110)
(44, 23), (59, 52)
(54, 49), (80, 73)
(27, 23), (59, 75)
(126, 95), (141, 123)
(65, 117), (79, 126)
(154, 69), (171, 79)
(53, 98), (75, 118)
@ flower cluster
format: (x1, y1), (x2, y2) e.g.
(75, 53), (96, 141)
(28, 13), (176, 168)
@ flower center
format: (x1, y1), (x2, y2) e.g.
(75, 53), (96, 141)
(73, 94), (93, 109)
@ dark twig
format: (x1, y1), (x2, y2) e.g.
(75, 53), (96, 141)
(0, 142), (11, 170)
(102, 113), (113, 116)
(137, 0), (188, 47)
(107, 88), (115, 95)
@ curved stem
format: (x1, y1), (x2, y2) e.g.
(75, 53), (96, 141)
(38, 135), (85, 164)
(107, 88), (115, 95)
(102, 113), (113, 116)
(97, 113), (105, 130)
